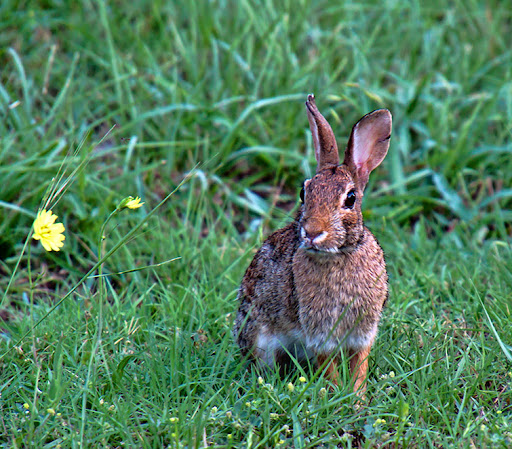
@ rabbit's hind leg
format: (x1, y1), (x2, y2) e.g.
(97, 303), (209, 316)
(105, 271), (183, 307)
(348, 345), (372, 396)
(316, 353), (341, 387)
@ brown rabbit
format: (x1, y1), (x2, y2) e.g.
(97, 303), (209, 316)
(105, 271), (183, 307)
(233, 94), (391, 394)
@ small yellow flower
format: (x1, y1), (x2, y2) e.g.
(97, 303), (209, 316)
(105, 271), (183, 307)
(169, 417), (179, 423)
(257, 376), (264, 385)
(126, 196), (144, 209)
(23, 403), (30, 410)
(373, 418), (387, 427)
(119, 196), (144, 210)
(287, 382), (295, 393)
(47, 408), (56, 415)
(32, 209), (65, 251)
(299, 376), (306, 383)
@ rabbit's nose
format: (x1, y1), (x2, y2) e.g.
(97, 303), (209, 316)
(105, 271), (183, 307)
(305, 229), (320, 240)
(304, 229), (328, 244)
(302, 218), (328, 245)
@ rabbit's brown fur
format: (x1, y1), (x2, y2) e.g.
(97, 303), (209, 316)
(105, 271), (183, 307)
(233, 95), (391, 394)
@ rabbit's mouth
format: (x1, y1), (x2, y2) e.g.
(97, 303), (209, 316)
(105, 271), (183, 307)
(300, 241), (341, 256)
(303, 245), (340, 255)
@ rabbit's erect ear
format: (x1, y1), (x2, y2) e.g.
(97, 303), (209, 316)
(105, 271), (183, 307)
(305, 94), (339, 173)
(343, 109), (392, 190)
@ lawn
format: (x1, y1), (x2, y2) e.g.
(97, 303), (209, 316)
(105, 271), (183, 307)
(1, 0), (512, 447)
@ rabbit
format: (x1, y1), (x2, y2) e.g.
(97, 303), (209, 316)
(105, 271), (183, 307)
(233, 94), (391, 395)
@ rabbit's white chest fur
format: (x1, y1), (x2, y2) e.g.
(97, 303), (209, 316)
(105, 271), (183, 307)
(303, 321), (378, 353)
(256, 328), (314, 366)
(256, 324), (376, 366)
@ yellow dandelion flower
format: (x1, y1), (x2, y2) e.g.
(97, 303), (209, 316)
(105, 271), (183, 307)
(126, 196), (144, 209)
(32, 209), (65, 252)
(118, 196), (144, 210)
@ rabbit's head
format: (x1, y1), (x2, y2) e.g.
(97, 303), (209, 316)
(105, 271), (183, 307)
(298, 95), (392, 254)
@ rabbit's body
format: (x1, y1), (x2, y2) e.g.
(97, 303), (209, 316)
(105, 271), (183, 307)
(233, 95), (392, 393)
(234, 219), (387, 359)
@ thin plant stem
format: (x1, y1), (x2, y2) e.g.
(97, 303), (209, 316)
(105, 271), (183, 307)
(79, 209), (118, 444)
(0, 235), (32, 310)
(26, 243), (38, 367)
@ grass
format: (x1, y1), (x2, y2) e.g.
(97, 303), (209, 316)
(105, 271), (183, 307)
(1, 0), (512, 447)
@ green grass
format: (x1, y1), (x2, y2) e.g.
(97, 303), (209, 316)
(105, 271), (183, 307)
(1, 0), (512, 447)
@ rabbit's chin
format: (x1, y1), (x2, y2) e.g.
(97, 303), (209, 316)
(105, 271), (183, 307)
(300, 240), (362, 257)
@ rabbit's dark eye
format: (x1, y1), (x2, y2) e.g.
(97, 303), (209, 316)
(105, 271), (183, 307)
(344, 190), (356, 209)
(300, 186), (305, 203)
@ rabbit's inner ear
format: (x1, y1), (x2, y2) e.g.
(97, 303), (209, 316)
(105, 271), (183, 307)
(344, 109), (392, 190)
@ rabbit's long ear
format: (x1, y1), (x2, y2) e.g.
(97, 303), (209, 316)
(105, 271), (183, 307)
(343, 109), (392, 190)
(305, 94), (339, 173)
